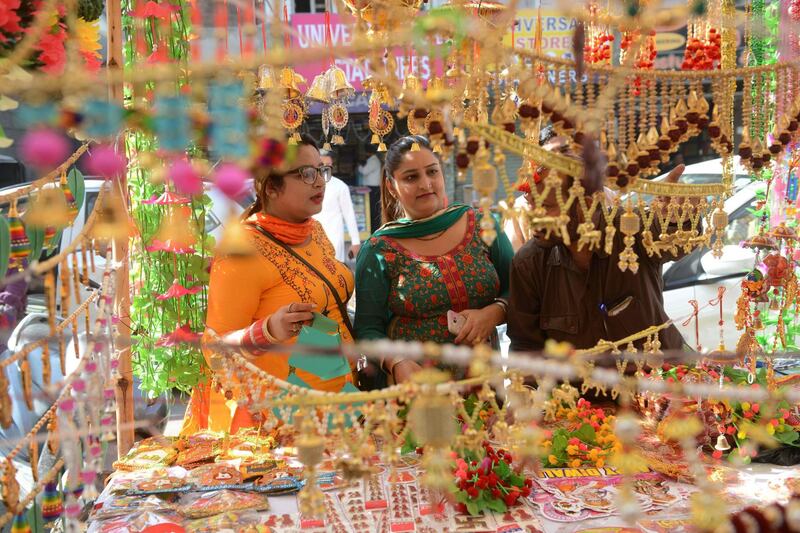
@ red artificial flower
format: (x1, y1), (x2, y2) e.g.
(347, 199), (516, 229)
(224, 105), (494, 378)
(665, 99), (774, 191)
(132, 1), (177, 20)
(36, 25), (67, 74)
(81, 50), (102, 72)
(0, 0), (23, 37)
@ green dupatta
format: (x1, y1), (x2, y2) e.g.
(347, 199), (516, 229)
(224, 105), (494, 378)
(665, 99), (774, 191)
(372, 204), (471, 239)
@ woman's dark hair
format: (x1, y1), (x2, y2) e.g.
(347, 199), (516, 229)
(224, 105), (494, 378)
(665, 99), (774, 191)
(380, 135), (441, 224)
(245, 134), (319, 217)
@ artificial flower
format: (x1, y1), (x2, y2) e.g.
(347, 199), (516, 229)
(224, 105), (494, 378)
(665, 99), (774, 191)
(0, 0), (23, 39)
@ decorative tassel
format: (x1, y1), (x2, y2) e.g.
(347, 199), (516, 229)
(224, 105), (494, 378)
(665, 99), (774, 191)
(2, 459), (19, 511)
(29, 438), (39, 483)
(370, 133), (379, 144)
(43, 226), (57, 253)
(47, 417), (59, 454)
(0, 368), (11, 429)
(19, 356), (32, 410)
(41, 342), (51, 385)
(378, 142), (387, 152)
(322, 142), (332, 151)
(10, 510), (30, 533)
(411, 142), (420, 151)
(7, 200), (30, 271)
(60, 170), (78, 219)
(41, 482), (63, 522)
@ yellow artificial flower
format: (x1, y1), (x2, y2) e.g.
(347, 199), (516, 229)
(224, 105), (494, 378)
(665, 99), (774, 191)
(566, 445), (579, 456)
(766, 424), (775, 435)
(741, 402), (751, 412)
(76, 18), (102, 58)
(548, 455), (559, 465)
(570, 459), (582, 468)
(737, 429), (747, 440)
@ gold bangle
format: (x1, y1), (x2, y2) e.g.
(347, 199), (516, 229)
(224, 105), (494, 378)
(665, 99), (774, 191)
(261, 315), (280, 344)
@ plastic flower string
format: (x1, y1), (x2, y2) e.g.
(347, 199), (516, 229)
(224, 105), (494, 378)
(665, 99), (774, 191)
(0, 0), (23, 40)
(75, 18), (102, 72)
(541, 398), (620, 468)
(452, 441), (533, 516)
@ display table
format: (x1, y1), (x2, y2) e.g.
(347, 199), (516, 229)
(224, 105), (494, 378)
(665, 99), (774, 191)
(87, 440), (800, 533)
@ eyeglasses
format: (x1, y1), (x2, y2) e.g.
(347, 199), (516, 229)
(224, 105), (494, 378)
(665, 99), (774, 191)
(286, 165), (333, 184)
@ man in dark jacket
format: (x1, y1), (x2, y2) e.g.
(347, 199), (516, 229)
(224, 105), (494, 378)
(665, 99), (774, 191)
(507, 131), (690, 356)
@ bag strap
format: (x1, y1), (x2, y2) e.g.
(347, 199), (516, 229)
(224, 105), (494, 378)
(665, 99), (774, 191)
(245, 223), (355, 338)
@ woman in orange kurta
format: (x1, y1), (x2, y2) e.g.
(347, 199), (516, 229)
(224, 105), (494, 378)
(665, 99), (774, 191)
(182, 136), (354, 434)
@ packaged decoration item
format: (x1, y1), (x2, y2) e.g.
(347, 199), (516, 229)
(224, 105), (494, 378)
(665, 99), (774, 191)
(189, 463), (243, 486)
(136, 476), (187, 493)
(238, 454), (281, 480)
(90, 496), (173, 521)
(86, 511), (184, 533)
(179, 490), (270, 519)
(184, 510), (270, 532)
(175, 441), (219, 469)
(112, 439), (178, 472)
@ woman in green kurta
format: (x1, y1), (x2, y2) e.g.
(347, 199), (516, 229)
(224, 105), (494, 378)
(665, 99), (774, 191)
(355, 136), (514, 384)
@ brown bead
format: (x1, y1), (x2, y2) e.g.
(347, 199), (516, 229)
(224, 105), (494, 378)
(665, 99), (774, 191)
(519, 104), (535, 119)
(607, 163), (620, 177)
(676, 119), (689, 134)
(686, 111), (699, 124)
(413, 108), (428, 119)
(697, 116), (709, 129)
(657, 138), (672, 151)
(708, 124), (721, 138)
(541, 101), (553, 114)
(779, 131), (792, 144)
(626, 162), (640, 177)
(456, 153), (470, 169)
(789, 120), (798, 132)
(466, 139), (480, 154)
(428, 121), (443, 135)
(550, 111), (563, 124)
(616, 174), (629, 188)
(504, 123), (516, 133)
(637, 153), (651, 168)
(668, 129), (681, 142)
(573, 131), (585, 145)
(739, 145), (752, 160)
(770, 143), (783, 154)
(562, 118), (574, 130)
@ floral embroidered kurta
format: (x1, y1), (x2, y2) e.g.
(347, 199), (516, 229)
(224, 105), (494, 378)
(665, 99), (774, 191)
(355, 207), (513, 344)
(183, 219), (353, 434)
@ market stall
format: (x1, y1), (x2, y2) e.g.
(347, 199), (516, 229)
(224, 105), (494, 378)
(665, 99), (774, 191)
(1, 0), (800, 531)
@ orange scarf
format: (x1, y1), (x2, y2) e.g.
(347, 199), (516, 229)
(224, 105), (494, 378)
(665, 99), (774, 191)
(249, 212), (313, 245)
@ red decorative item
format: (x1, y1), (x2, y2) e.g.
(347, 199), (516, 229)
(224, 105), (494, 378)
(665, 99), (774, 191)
(681, 28), (721, 71)
(452, 441), (532, 516)
(156, 279), (203, 301)
(156, 324), (202, 347)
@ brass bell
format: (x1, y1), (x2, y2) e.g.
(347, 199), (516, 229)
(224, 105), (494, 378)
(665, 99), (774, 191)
(257, 65), (277, 93)
(25, 187), (71, 229)
(425, 76), (449, 103)
(280, 67), (305, 100)
(715, 434), (731, 452)
(305, 73), (331, 104)
(399, 73), (420, 100)
(326, 65), (354, 100)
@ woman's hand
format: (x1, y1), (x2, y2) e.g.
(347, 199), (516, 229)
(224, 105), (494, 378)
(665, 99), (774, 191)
(389, 359), (423, 384)
(453, 304), (505, 346)
(267, 302), (315, 341)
